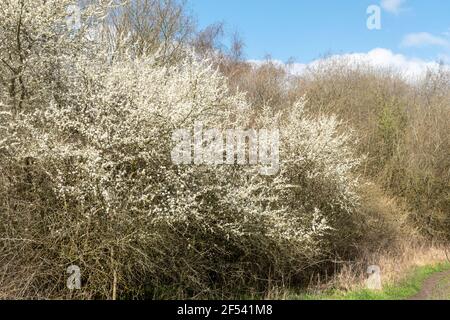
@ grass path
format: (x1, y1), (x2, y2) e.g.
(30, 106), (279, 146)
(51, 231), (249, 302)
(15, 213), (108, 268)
(291, 262), (450, 300)
(409, 269), (450, 300)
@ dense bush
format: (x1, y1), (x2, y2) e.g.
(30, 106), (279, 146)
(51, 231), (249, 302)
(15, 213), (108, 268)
(0, 1), (366, 299)
(289, 60), (449, 242)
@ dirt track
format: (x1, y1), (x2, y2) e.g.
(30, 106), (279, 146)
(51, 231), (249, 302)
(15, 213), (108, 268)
(409, 270), (450, 300)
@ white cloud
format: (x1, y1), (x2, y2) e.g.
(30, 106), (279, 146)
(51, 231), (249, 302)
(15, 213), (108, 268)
(381, 0), (406, 14)
(401, 32), (450, 48)
(308, 49), (446, 81)
(249, 48), (448, 83)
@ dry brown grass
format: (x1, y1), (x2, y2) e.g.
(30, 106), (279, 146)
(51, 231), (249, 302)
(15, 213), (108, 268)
(325, 243), (449, 293)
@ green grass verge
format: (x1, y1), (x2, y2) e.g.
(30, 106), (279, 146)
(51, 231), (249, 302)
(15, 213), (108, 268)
(290, 262), (450, 300)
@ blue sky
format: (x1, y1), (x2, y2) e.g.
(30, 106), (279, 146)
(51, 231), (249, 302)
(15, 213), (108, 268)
(188, 0), (450, 64)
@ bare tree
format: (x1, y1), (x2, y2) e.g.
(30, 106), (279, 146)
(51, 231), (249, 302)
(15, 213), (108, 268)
(104, 0), (195, 62)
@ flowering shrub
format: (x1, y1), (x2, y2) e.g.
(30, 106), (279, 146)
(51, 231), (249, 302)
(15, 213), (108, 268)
(0, 1), (362, 299)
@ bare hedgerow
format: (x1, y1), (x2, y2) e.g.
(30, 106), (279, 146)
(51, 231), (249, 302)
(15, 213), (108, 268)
(292, 58), (449, 243)
(0, 1), (363, 299)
